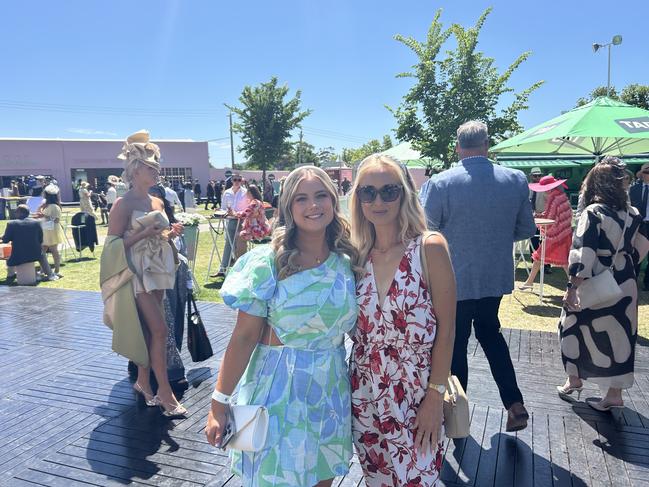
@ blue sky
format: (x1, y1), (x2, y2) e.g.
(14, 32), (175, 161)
(1, 1), (647, 167)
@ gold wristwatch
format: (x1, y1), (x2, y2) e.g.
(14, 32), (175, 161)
(428, 383), (446, 394)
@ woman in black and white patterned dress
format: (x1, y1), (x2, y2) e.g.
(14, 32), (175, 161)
(559, 157), (649, 411)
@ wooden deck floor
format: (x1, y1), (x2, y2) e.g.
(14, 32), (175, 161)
(0, 286), (647, 486)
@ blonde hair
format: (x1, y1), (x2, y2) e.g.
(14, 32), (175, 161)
(271, 165), (362, 280)
(350, 154), (427, 266)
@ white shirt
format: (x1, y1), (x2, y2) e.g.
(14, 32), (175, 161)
(222, 186), (248, 212)
(164, 187), (183, 209)
(106, 186), (117, 204)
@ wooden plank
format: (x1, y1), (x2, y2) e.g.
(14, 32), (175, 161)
(473, 406), (502, 485)
(455, 404), (487, 486)
(531, 413), (553, 487)
(547, 415), (572, 486)
(563, 414), (592, 485)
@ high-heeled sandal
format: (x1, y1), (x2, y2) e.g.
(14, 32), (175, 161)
(155, 396), (187, 418)
(517, 284), (533, 291)
(556, 384), (583, 401)
(586, 398), (624, 412)
(133, 383), (159, 407)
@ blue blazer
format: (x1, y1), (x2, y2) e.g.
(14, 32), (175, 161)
(420, 157), (536, 301)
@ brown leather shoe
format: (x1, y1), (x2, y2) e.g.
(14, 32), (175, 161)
(506, 402), (529, 432)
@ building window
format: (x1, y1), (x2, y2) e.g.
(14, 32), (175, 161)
(160, 167), (192, 188)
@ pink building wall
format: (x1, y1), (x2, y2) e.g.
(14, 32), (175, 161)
(0, 138), (210, 202)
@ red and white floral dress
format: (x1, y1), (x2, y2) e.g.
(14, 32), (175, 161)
(351, 236), (444, 487)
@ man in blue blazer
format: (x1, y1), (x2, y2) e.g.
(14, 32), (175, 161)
(420, 120), (537, 432)
(629, 163), (649, 289)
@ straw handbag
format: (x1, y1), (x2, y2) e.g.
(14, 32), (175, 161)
(420, 232), (470, 439)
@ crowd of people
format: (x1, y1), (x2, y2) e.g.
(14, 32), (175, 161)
(5, 120), (647, 486)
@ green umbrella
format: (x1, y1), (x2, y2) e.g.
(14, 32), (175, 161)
(492, 97), (649, 156)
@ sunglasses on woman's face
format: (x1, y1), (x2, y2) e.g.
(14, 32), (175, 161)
(356, 184), (403, 203)
(232, 177), (242, 182)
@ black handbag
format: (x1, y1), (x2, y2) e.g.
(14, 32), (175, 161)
(187, 292), (214, 362)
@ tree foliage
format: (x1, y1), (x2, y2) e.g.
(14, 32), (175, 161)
(390, 8), (543, 167)
(228, 77), (311, 176)
(576, 84), (649, 110)
(342, 135), (393, 163)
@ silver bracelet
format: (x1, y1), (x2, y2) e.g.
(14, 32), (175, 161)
(211, 389), (231, 404)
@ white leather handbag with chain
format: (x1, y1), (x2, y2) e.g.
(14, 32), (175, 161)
(226, 405), (269, 452)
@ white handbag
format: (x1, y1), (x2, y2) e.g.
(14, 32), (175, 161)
(225, 405), (269, 452)
(576, 209), (628, 309)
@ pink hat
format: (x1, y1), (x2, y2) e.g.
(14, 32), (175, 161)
(528, 175), (568, 192)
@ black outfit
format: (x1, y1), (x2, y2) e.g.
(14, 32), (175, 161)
(193, 183), (201, 203)
(179, 190), (186, 212)
(452, 297), (524, 410)
(205, 183), (216, 210)
(629, 181), (649, 287)
(214, 184), (222, 209)
(1, 218), (43, 267)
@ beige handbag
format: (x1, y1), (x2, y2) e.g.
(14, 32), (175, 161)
(575, 209), (628, 310)
(443, 375), (470, 438)
(420, 232), (470, 439)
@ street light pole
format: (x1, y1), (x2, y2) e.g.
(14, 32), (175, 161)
(592, 35), (622, 97)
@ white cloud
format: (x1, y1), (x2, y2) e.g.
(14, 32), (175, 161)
(209, 141), (231, 150)
(66, 128), (118, 136)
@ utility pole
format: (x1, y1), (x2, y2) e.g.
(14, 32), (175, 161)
(298, 129), (303, 166)
(228, 111), (235, 169)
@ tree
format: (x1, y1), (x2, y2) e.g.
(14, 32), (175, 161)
(317, 146), (338, 165)
(576, 86), (619, 107)
(342, 135), (393, 163)
(291, 140), (319, 166)
(621, 84), (649, 110)
(575, 84), (649, 110)
(390, 8), (543, 167)
(228, 77), (311, 186)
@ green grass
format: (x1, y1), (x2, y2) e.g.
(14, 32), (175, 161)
(508, 264), (649, 339)
(2, 210), (648, 339)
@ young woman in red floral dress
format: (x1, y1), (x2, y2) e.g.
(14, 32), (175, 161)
(349, 154), (456, 486)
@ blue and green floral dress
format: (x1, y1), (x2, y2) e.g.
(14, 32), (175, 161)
(220, 244), (357, 487)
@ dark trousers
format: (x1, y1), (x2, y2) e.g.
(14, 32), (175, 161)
(205, 195), (217, 210)
(451, 296), (524, 409)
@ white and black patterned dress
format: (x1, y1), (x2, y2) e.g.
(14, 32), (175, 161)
(559, 204), (649, 389)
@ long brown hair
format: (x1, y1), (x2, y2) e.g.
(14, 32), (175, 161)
(581, 156), (628, 211)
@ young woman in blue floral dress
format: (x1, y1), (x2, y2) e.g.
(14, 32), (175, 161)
(205, 166), (362, 487)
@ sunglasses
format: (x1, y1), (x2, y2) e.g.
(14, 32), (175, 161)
(356, 184), (403, 203)
(232, 177), (242, 182)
